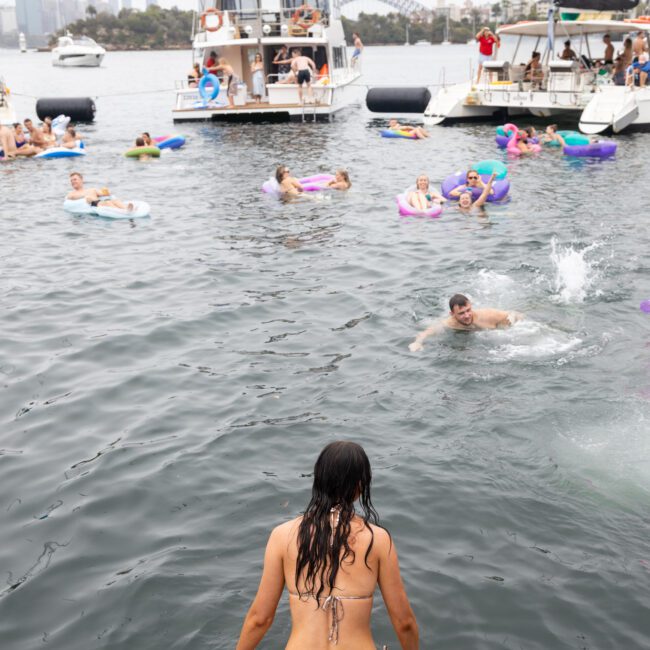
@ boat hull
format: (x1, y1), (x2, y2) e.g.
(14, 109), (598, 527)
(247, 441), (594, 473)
(52, 53), (104, 67)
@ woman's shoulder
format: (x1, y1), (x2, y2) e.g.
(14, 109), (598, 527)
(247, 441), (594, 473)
(271, 516), (303, 539)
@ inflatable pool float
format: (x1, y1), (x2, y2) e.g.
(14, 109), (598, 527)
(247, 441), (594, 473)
(51, 114), (70, 138)
(471, 159), (508, 180)
(380, 129), (419, 140)
(441, 171), (510, 202)
(36, 144), (86, 159)
(563, 141), (617, 158)
(124, 146), (161, 158)
(154, 134), (186, 150)
(641, 300), (650, 313)
(262, 174), (334, 195)
(396, 190), (442, 218)
(543, 130), (590, 147)
(199, 72), (220, 104)
(63, 198), (150, 219)
(496, 134), (539, 148)
(504, 123), (541, 155)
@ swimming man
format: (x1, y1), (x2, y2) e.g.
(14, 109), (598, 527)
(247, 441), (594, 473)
(67, 171), (133, 211)
(408, 293), (523, 351)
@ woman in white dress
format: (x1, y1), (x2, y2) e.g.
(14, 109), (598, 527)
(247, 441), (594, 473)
(251, 52), (265, 104)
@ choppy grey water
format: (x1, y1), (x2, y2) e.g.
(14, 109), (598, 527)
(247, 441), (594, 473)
(2, 45), (650, 650)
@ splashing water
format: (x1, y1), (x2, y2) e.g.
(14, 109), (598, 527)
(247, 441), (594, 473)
(550, 237), (600, 304)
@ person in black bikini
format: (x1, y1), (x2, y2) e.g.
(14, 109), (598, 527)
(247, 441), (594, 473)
(67, 172), (133, 211)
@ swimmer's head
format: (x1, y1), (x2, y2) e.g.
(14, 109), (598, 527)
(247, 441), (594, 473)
(336, 169), (351, 186)
(275, 165), (290, 184)
(458, 191), (473, 208)
(547, 123), (558, 133)
(135, 137), (145, 146)
(416, 174), (429, 190)
(524, 126), (535, 137)
(69, 171), (83, 189)
(465, 171), (480, 186)
(388, 118), (398, 128)
(449, 293), (473, 326)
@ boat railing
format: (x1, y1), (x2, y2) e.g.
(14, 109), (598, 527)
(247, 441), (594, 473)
(194, 7), (329, 42)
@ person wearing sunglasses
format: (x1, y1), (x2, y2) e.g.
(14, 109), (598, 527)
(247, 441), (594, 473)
(448, 170), (494, 199)
(275, 165), (304, 196)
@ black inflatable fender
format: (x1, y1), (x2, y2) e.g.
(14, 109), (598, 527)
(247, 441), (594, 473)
(36, 97), (96, 122)
(366, 87), (431, 114)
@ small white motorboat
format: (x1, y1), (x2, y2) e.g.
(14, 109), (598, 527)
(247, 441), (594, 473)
(52, 34), (105, 67)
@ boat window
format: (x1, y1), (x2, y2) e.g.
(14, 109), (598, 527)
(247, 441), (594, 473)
(332, 45), (346, 68)
(222, 0), (259, 12)
(282, 0), (327, 10)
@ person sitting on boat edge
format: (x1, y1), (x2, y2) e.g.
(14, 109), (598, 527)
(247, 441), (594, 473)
(457, 171), (497, 213)
(408, 174), (445, 210)
(409, 292), (524, 351)
(188, 62), (202, 87)
(388, 118), (429, 139)
(276, 165), (304, 196)
(559, 40), (577, 61)
(67, 171), (133, 211)
(327, 169), (352, 190)
(524, 51), (543, 86)
(235, 440), (419, 650)
(449, 170), (494, 199)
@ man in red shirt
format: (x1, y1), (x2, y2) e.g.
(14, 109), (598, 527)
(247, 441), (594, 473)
(476, 27), (500, 83)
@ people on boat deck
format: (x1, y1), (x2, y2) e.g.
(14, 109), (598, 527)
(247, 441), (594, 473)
(599, 34), (615, 67)
(524, 51), (543, 85)
(276, 165), (304, 196)
(290, 48), (317, 104)
(409, 292), (524, 351)
(250, 52), (265, 103)
(475, 26), (500, 83)
(327, 169), (352, 190)
(540, 124), (566, 147)
(236, 440), (419, 650)
(407, 175), (446, 210)
(205, 50), (219, 77)
(210, 58), (240, 108)
(67, 172), (133, 211)
(61, 126), (81, 149)
(449, 169), (494, 198)
(351, 32), (364, 66)
(188, 62), (201, 87)
(633, 31), (648, 57)
(273, 45), (292, 81)
(612, 56), (626, 85)
(388, 118), (429, 139)
(620, 37), (633, 67)
(630, 53), (650, 87)
(457, 171), (497, 212)
(559, 40), (577, 61)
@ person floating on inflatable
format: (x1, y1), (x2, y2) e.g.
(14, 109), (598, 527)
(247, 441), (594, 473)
(326, 169), (352, 190)
(408, 174), (446, 211)
(457, 171), (497, 212)
(276, 164), (304, 197)
(540, 124), (566, 147)
(448, 169), (495, 199)
(388, 118), (429, 139)
(66, 171), (133, 212)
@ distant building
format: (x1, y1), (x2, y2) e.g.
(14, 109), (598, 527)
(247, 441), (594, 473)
(0, 4), (18, 33)
(16, 0), (44, 36)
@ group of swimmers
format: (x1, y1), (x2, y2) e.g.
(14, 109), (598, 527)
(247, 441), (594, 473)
(0, 117), (81, 159)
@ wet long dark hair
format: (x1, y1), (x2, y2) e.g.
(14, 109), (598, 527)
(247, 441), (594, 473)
(295, 441), (385, 604)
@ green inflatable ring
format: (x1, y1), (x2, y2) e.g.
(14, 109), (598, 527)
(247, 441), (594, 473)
(124, 146), (161, 158)
(471, 159), (508, 180)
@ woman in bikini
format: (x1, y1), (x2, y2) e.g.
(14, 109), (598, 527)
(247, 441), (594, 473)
(236, 440), (419, 650)
(326, 169), (352, 190)
(408, 174), (446, 210)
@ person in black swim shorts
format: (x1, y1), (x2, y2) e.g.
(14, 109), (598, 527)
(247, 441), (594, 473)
(290, 48), (317, 104)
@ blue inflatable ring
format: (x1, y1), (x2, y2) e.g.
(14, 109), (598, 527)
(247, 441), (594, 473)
(199, 72), (220, 102)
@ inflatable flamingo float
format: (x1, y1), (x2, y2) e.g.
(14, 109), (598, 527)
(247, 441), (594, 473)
(503, 123), (541, 156)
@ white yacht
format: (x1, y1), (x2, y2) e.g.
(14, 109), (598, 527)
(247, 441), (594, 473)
(0, 76), (16, 125)
(422, 18), (650, 133)
(52, 34), (105, 67)
(172, 0), (361, 122)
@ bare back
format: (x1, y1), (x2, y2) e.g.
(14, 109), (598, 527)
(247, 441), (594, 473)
(279, 516), (383, 650)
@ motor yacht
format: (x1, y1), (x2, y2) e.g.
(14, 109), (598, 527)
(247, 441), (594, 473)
(422, 17), (650, 133)
(172, 0), (361, 122)
(52, 34), (106, 67)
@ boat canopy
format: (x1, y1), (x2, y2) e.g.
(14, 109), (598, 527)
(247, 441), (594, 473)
(555, 0), (638, 9)
(497, 19), (650, 37)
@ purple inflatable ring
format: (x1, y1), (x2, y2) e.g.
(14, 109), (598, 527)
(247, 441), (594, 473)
(441, 172), (510, 202)
(262, 173), (335, 195)
(396, 191), (443, 218)
(496, 134), (539, 149)
(563, 142), (617, 158)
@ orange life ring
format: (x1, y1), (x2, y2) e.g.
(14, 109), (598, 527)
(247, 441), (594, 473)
(291, 4), (317, 29)
(201, 8), (223, 32)
(625, 16), (650, 22)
